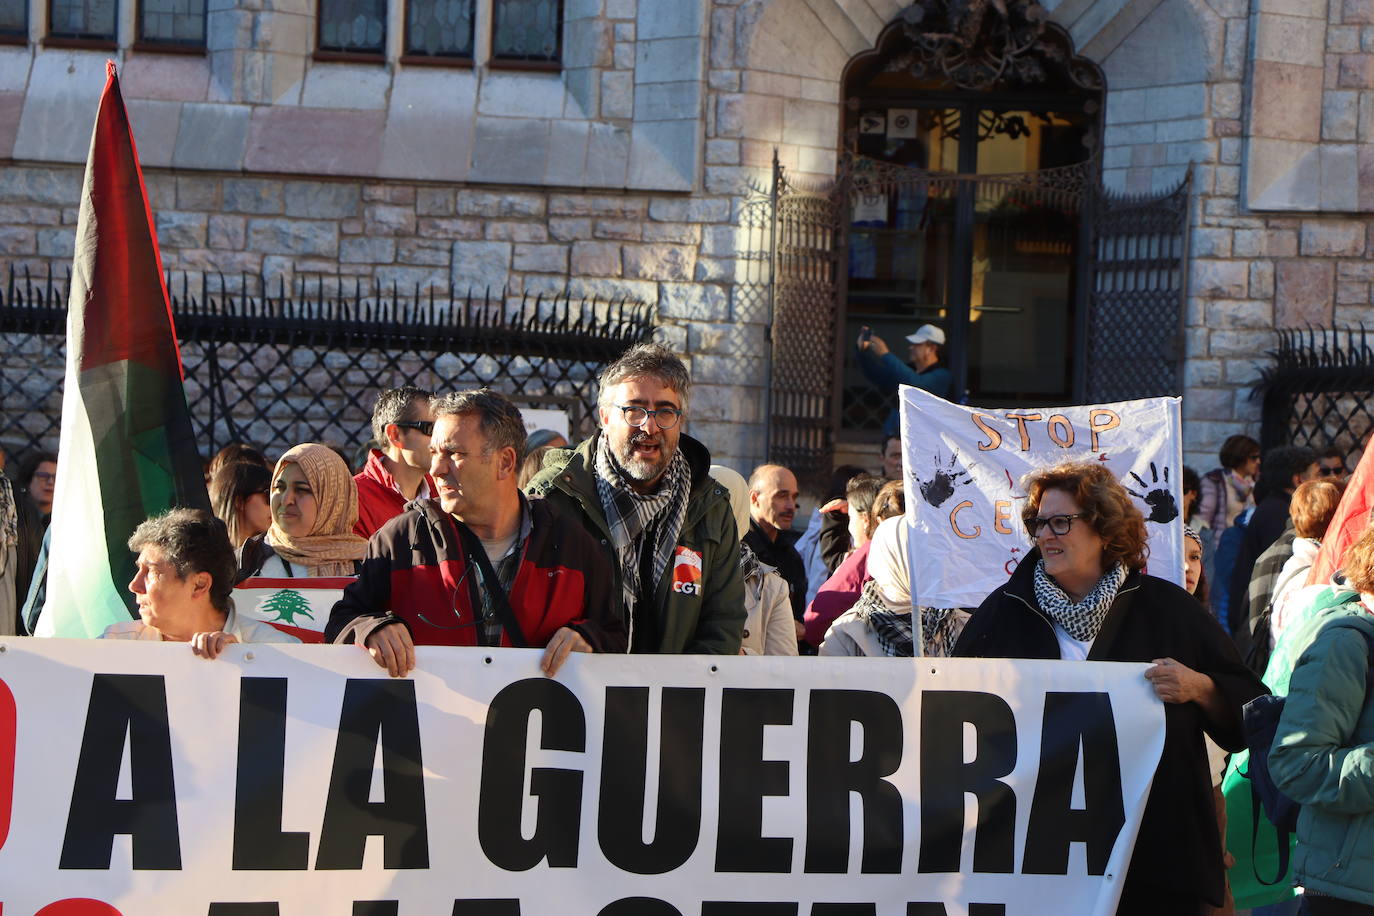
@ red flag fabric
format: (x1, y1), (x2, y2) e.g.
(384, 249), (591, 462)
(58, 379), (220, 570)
(1305, 440), (1374, 586)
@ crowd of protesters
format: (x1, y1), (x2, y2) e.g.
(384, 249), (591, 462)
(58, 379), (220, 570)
(3, 336), (1374, 915)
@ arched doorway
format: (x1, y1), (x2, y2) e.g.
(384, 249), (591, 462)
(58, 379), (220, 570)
(840, 2), (1104, 426)
(746, 0), (1190, 481)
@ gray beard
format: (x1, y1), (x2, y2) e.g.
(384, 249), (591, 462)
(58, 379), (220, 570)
(613, 434), (671, 483)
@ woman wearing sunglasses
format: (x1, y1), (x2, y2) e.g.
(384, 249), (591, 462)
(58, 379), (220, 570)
(953, 460), (1265, 916)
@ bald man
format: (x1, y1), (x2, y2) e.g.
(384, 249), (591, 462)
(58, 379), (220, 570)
(743, 464), (807, 635)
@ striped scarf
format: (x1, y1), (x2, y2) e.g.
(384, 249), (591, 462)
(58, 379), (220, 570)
(593, 434), (692, 620)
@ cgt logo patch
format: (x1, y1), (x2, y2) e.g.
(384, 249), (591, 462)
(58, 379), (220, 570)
(671, 546), (703, 595)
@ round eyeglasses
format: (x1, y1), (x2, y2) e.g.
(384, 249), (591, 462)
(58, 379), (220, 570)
(614, 405), (683, 430)
(1025, 513), (1087, 537)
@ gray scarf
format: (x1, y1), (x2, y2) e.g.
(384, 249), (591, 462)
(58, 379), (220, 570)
(1033, 561), (1127, 643)
(593, 434), (692, 620)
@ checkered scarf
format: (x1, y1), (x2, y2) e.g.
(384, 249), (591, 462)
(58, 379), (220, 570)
(593, 434), (692, 618)
(1033, 560), (1127, 643)
(851, 580), (914, 657)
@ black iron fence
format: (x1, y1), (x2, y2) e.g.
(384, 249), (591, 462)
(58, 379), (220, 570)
(0, 265), (655, 465)
(1257, 327), (1374, 454)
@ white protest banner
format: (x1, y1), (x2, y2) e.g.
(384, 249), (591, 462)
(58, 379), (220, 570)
(520, 407), (570, 439)
(899, 386), (1184, 609)
(0, 640), (1165, 916)
(234, 576), (353, 643)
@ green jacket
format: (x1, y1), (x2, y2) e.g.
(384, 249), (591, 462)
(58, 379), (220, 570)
(1224, 585), (1361, 907)
(1269, 594), (1374, 906)
(525, 434), (745, 655)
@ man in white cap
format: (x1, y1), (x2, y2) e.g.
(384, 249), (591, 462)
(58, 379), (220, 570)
(856, 323), (953, 435)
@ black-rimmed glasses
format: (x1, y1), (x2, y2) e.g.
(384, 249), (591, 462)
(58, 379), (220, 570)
(614, 405), (683, 429)
(1025, 513), (1087, 537)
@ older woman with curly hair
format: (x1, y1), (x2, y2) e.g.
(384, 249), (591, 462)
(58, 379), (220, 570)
(954, 460), (1265, 916)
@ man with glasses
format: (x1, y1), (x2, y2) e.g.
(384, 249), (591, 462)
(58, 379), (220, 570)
(1318, 444), (1348, 483)
(354, 385), (439, 537)
(326, 388), (626, 677)
(526, 343), (746, 654)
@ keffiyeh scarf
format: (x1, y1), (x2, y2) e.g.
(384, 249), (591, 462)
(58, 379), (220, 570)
(1033, 560), (1127, 643)
(594, 435), (692, 617)
(852, 580), (914, 657)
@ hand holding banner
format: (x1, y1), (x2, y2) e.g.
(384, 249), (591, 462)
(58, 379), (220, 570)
(899, 386), (1184, 609)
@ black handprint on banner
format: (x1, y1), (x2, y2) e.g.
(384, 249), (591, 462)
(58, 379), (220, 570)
(1126, 462), (1179, 524)
(914, 450), (972, 508)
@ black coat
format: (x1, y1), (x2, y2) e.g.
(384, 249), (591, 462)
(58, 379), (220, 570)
(744, 519), (807, 621)
(1227, 492), (1292, 632)
(952, 549), (1266, 907)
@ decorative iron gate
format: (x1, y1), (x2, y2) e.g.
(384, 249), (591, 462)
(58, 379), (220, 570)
(1084, 173), (1192, 402)
(740, 156), (1191, 479)
(1256, 327), (1374, 453)
(0, 266), (654, 463)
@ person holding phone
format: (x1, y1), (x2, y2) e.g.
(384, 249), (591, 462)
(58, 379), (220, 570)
(855, 323), (952, 435)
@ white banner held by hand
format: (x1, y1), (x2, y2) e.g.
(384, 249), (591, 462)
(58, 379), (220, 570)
(899, 386), (1184, 609)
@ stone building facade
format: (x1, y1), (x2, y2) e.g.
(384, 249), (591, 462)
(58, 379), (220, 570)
(2, 0), (1373, 473)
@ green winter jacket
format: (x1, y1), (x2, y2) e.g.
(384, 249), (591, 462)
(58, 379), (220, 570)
(1224, 586), (1361, 907)
(525, 434), (745, 655)
(1269, 596), (1374, 906)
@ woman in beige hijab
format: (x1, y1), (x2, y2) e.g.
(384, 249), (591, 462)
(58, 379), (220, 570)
(235, 443), (366, 580)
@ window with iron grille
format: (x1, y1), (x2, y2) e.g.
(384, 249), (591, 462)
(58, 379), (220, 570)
(491, 0), (561, 64)
(138, 0), (205, 47)
(318, 0), (386, 55)
(48, 0), (116, 41)
(0, 0), (25, 40)
(404, 0), (474, 60)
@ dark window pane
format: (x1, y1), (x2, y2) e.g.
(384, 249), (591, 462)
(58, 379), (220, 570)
(491, 0), (560, 62)
(49, 0), (116, 39)
(405, 0), (473, 58)
(139, 0), (204, 45)
(0, 0), (25, 37)
(318, 0), (385, 54)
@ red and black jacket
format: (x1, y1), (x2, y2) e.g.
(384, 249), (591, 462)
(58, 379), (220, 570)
(325, 496), (626, 651)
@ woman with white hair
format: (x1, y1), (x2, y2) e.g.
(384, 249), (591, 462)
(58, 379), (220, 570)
(709, 465), (798, 656)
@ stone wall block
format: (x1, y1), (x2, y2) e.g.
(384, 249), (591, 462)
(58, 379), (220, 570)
(1347, 0), (1374, 26)
(246, 218), (338, 257)
(1233, 228), (1298, 257)
(1209, 329), (1277, 357)
(0, 204), (61, 226)
(452, 240), (512, 295)
(594, 219), (644, 240)
(571, 241), (623, 276)
(643, 222), (702, 244)
(1300, 220), (1366, 255)
(155, 211), (208, 249)
(624, 244), (696, 280)
(223, 178), (285, 214)
(340, 237), (397, 264)
(1183, 387), (1234, 420)
(1337, 280), (1370, 303)
(648, 196), (731, 223)
(550, 218), (593, 241)
(1339, 54), (1374, 87)
(567, 276), (659, 303)
(0, 227), (35, 255)
(512, 243), (570, 274)
(364, 204), (418, 236)
(1183, 359), (1223, 388)
(1191, 227), (1233, 258)
(417, 218), (485, 240)
(486, 221), (550, 243)
(1190, 259), (1248, 298)
(1250, 262), (1276, 299)
(658, 281), (728, 320)
(549, 194), (645, 219)
(1276, 259), (1335, 325)
(1204, 299), (1273, 329)
(397, 240), (451, 266)
(1323, 90), (1361, 140)
(208, 215), (246, 250)
(284, 182), (361, 219)
(458, 190), (546, 219)
(416, 188), (455, 217)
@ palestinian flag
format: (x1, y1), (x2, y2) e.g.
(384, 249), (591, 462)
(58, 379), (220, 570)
(35, 61), (209, 638)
